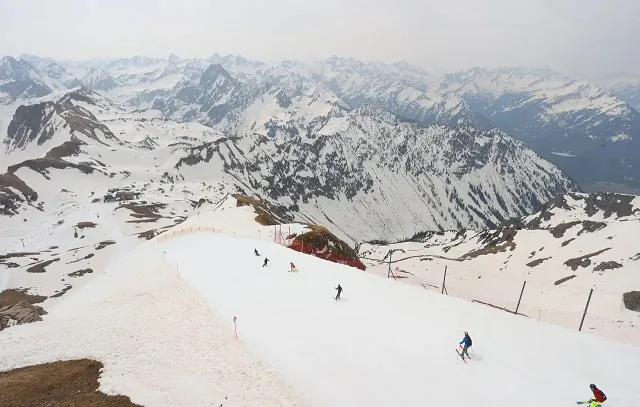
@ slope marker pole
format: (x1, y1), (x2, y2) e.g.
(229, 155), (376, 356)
(441, 266), (448, 294)
(515, 280), (527, 314)
(578, 289), (594, 332)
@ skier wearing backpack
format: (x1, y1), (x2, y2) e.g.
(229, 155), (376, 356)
(459, 331), (472, 360)
(583, 384), (606, 406)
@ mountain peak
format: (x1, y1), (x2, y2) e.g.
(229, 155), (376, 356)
(199, 64), (234, 86)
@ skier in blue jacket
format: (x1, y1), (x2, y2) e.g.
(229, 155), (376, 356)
(459, 331), (472, 360)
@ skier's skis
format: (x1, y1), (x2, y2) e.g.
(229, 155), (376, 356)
(458, 345), (471, 360)
(456, 349), (467, 363)
(576, 402), (590, 405)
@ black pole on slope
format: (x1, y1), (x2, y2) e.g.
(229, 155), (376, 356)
(441, 266), (448, 294)
(515, 280), (527, 314)
(578, 289), (594, 332)
(387, 250), (392, 279)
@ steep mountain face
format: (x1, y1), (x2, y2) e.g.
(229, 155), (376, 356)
(156, 64), (348, 139)
(310, 57), (490, 128)
(610, 84), (640, 112)
(437, 68), (640, 189)
(0, 57), (52, 101)
(0, 89), (576, 243)
(175, 106), (576, 241)
(592, 74), (640, 112)
(81, 69), (118, 91)
(4, 88), (119, 153)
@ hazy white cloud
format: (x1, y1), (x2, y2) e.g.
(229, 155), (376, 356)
(0, 0), (638, 74)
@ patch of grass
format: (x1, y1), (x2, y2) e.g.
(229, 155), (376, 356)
(0, 359), (142, 407)
(26, 258), (59, 273)
(0, 289), (46, 307)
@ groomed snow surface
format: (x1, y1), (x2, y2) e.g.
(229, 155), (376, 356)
(2, 229), (640, 407)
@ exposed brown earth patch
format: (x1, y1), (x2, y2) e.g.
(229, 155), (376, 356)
(68, 268), (93, 278)
(554, 275), (577, 285)
(117, 201), (166, 219)
(0, 252), (39, 262)
(549, 221), (580, 238)
(233, 194), (283, 225)
(67, 253), (95, 264)
(0, 289), (46, 307)
(564, 248), (611, 271)
(526, 257), (551, 267)
(50, 284), (72, 298)
(0, 359), (142, 407)
(593, 261), (623, 272)
(577, 220), (607, 235)
(623, 291), (640, 312)
(95, 240), (116, 250)
(76, 221), (98, 229)
(26, 258), (59, 273)
(463, 240), (516, 258)
(137, 229), (157, 240)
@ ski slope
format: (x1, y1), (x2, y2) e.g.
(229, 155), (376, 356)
(2, 226), (639, 406)
(163, 232), (638, 407)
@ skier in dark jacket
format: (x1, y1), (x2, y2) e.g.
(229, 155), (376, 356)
(588, 384), (607, 406)
(254, 249), (260, 256)
(459, 331), (472, 360)
(335, 284), (343, 300)
(262, 257), (269, 267)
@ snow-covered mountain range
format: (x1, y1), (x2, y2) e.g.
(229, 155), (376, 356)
(1, 54), (639, 192)
(1, 87), (574, 244)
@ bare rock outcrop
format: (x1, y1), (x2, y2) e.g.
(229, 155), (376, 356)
(0, 300), (47, 330)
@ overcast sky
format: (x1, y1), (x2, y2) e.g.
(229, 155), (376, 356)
(0, 0), (638, 75)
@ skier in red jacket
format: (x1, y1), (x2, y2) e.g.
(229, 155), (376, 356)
(587, 384), (607, 406)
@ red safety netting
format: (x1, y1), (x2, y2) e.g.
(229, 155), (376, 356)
(288, 239), (366, 271)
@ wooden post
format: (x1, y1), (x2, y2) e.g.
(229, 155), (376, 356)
(515, 281), (527, 314)
(441, 266), (448, 294)
(578, 289), (594, 332)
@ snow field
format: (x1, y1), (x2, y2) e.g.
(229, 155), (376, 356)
(0, 240), (306, 407)
(160, 232), (640, 407)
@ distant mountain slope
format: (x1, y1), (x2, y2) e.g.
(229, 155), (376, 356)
(174, 105), (576, 242)
(1, 89), (576, 244)
(360, 192), (640, 344)
(437, 68), (640, 189)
